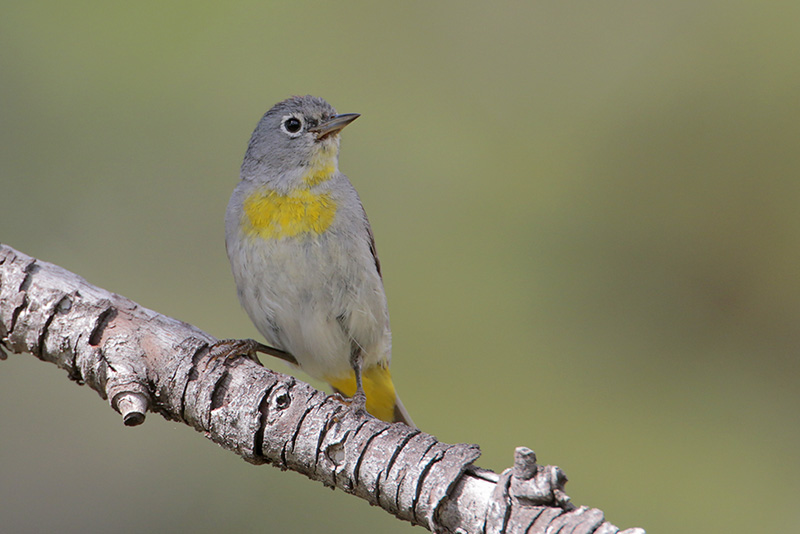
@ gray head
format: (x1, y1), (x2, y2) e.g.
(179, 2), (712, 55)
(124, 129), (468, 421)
(240, 95), (359, 188)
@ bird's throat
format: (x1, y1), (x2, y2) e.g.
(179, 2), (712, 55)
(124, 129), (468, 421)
(303, 144), (337, 186)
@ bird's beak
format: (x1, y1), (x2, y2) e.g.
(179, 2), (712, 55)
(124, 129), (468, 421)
(309, 113), (360, 139)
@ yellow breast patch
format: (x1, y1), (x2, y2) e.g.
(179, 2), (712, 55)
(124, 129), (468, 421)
(242, 188), (337, 240)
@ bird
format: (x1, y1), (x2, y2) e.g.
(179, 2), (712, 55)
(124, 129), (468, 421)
(221, 95), (414, 427)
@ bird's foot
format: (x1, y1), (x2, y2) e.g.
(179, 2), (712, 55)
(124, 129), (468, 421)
(330, 389), (369, 420)
(349, 389), (367, 417)
(206, 338), (264, 366)
(207, 338), (298, 368)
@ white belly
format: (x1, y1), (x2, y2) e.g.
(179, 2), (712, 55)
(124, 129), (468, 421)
(227, 223), (391, 381)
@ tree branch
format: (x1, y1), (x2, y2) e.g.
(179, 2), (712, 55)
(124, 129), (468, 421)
(0, 244), (644, 534)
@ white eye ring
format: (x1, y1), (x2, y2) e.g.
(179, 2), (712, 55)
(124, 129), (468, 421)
(280, 114), (304, 137)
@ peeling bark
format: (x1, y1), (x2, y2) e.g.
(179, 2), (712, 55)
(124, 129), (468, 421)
(0, 244), (644, 534)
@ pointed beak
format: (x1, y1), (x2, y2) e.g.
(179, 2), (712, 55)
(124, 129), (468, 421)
(309, 113), (360, 139)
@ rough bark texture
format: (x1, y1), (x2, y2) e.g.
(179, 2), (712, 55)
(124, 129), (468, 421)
(0, 244), (644, 534)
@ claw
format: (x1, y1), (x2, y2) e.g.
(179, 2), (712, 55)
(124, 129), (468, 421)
(329, 388), (368, 421)
(350, 388), (367, 416)
(207, 339), (297, 367)
(207, 338), (261, 366)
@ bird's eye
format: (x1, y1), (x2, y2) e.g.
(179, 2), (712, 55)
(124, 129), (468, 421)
(282, 116), (303, 136)
(285, 118), (301, 132)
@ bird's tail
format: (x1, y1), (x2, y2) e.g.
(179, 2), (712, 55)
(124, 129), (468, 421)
(327, 364), (416, 429)
(391, 392), (416, 428)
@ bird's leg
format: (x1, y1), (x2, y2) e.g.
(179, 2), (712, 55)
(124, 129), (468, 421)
(348, 345), (368, 415)
(206, 338), (297, 366)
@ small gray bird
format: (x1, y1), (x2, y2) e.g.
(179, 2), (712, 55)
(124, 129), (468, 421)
(223, 95), (414, 427)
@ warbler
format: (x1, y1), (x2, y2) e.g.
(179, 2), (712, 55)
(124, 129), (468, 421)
(223, 95), (414, 427)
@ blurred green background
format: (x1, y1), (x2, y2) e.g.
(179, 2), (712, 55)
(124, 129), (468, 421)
(2, 1), (799, 532)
